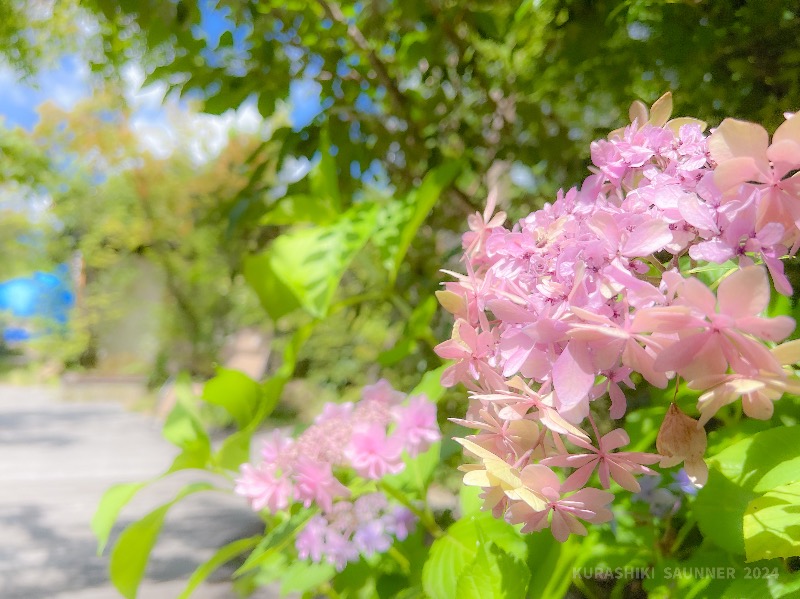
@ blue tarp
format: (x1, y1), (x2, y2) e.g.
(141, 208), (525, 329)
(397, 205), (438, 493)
(0, 266), (74, 341)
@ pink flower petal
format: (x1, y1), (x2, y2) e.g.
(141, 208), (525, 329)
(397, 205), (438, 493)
(552, 341), (596, 412)
(600, 428), (630, 451)
(717, 265), (769, 319)
(654, 332), (711, 373)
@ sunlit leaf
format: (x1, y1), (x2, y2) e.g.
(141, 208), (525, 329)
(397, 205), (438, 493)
(109, 482), (216, 599)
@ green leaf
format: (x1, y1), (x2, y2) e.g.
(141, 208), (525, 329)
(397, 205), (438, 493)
(378, 296), (438, 366)
(235, 508), (316, 576)
(373, 198), (414, 274)
(202, 368), (262, 430)
(695, 469), (756, 555)
(422, 513), (526, 599)
(255, 205), (378, 318)
(525, 531), (580, 599)
(458, 484), (483, 516)
(243, 251), (302, 321)
(92, 482), (148, 555)
(383, 442), (441, 499)
(722, 567), (800, 599)
(456, 543), (530, 599)
(177, 535), (262, 599)
(705, 426), (800, 491)
(409, 364), (448, 404)
(696, 426), (800, 554)
(280, 560), (337, 595)
(309, 128), (341, 212)
(249, 322), (315, 428)
(109, 482), (215, 599)
(743, 481), (800, 562)
(213, 428), (253, 471)
(163, 375), (211, 472)
(260, 194), (338, 226)
(162, 374), (207, 448)
(377, 574), (415, 599)
(377, 337), (417, 366)
(388, 162), (461, 283)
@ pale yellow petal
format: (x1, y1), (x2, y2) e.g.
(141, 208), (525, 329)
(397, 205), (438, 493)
(463, 469), (492, 487)
(454, 437), (500, 462)
(771, 339), (800, 365)
(708, 118), (769, 165)
(629, 99), (648, 126)
(667, 117), (707, 134)
(648, 92), (673, 127)
(435, 290), (466, 315)
(508, 486), (549, 512)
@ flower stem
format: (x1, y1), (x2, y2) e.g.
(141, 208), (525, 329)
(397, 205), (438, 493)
(378, 480), (443, 538)
(669, 516), (696, 555)
(388, 546), (410, 574)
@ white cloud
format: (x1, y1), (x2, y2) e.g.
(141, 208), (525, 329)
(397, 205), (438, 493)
(122, 62), (268, 164)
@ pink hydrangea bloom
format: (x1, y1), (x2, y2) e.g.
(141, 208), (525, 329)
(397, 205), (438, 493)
(235, 379), (439, 552)
(392, 395), (441, 456)
(345, 423), (404, 479)
(506, 464), (614, 542)
(260, 429), (294, 463)
(293, 457), (350, 512)
(362, 379), (405, 405)
(541, 428), (660, 493)
(234, 463), (293, 513)
(294, 493), (415, 570)
(650, 265), (794, 381)
(439, 95), (800, 540)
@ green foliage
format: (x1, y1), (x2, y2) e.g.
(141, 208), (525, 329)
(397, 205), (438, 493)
(280, 561), (338, 596)
(202, 368), (263, 430)
(383, 442), (441, 499)
(743, 482), (800, 562)
(109, 482), (216, 599)
(41, 0), (800, 215)
(250, 204), (378, 319)
(456, 542), (530, 599)
(4, 2), (800, 598)
(696, 426), (800, 557)
(91, 327), (310, 598)
(91, 482), (148, 556)
(383, 162), (462, 284)
(422, 513), (528, 599)
(235, 508), (317, 576)
(177, 536), (262, 599)
(163, 376), (212, 472)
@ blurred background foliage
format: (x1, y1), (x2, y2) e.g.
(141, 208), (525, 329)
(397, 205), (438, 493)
(1, 1), (799, 597)
(0, 3), (797, 394)
(3, 0), (799, 396)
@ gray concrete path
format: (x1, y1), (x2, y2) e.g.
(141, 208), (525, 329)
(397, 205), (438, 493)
(0, 384), (272, 599)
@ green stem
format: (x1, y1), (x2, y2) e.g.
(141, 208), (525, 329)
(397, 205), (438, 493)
(644, 254), (666, 274)
(670, 516), (696, 555)
(320, 582), (342, 599)
(378, 480), (443, 538)
(708, 265), (738, 291)
(388, 545), (410, 574)
(389, 292), (413, 319)
(572, 571), (600, 599)
(329, 290), (387, 314)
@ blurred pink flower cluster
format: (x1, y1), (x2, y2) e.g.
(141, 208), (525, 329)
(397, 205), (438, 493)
(235, 379), (438, 566)
(436, 94), (800, 541)
(296, 493), (415, 570)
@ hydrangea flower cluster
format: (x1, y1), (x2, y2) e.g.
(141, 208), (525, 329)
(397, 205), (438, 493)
(435, 93), (800, 542)
(632, 469), (698, 519)
(235, 379), (438, 567)
(296, 493), (416, 570)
